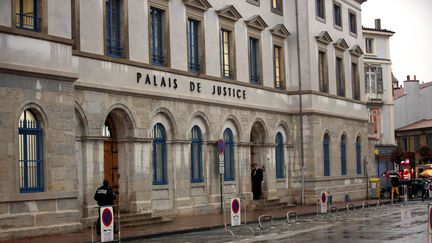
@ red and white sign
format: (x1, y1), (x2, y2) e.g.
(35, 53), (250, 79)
(230, 198), (241, 226)
(217, 139), (225, 154)
(320, 191), (327, 213)
(100, 206), (114, 242)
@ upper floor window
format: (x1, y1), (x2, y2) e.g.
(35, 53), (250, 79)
(187, 19), (201, 73)
(220, 29), (233, 79)
(340, 134), (347, 175)
(150, 7), (165, 66)
(351, 62), (360, 100)
(349, 11), (357, 35)
(316, 0), (325, 20)
(105, 0), (123, 57)
(223, 128), (235, 181)
(403, 137), (410, 152)
(323, 133), (330, 176)
(274, 45), (283, 89)
(369, 108), (381, 134)
(152, 123), (167, 185)
(318, 51), (329, 93)
(365, 38), (374, 54)
(271, 0), (283, 15)
(336, 57), (345, 97)
(15, 0), (41, 31)
(333, 3), (342, 28)
(275, 132), (285, 179)
(18, 109), (44, 192)
(191, 126), (203, 183)
(249, 37), (259, 84)
(356, 136), (361, 175)
(365, 66), (383, 95)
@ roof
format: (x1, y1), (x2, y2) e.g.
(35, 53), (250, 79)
(362, 26), (395, 34)
(392, 73), (399, 84)
(393, 87), (405, 99)
(396, 119), (432, 132)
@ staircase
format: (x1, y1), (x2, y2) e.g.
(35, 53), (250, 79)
(248, 198), (295, 211)
(119, 213), (172, 228)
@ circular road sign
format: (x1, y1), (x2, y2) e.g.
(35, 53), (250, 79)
(218, 139), (225, 154)
(321, 192), (327, 204)
(102, 208), (113, 227)
(231, 198), (240, 214)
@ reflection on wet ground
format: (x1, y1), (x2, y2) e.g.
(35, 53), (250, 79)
(138, 201), (432, 243)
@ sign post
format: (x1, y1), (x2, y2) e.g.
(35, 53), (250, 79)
(100, 206), (114, 242)
(218, 139), (225, 214)
(320, 191), (327, 213)
(231, 198), (241, 226)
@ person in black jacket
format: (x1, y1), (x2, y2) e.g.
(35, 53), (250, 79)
(94, 179), (116, 234)
(390, 175), (399, 202)
(251, 163), (264, 200)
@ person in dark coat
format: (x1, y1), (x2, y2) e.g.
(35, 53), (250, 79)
(94, 179), (116, 234)
(390, 174), (399, 202)
(251, 163), (264, 200)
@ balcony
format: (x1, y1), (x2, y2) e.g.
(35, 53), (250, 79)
(16, 13), (41, 32)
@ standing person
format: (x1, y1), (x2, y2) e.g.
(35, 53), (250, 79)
(390, 174), (399, 203)
(94, 179), (116, 234)
(251, 163), (263, 200)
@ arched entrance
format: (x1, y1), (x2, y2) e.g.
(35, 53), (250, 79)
(250, 122), (266, 199)
(103, 115), (119, 205)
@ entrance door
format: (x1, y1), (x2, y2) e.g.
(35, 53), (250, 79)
(104, 141), (119, 205)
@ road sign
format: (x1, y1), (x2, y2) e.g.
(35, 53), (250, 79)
(231, 198), (241, 226)
(320, 191), (327, 213)
(100, 206), (114, 242)
(219, 154), (224, 174)
(218, 139), (225, 154)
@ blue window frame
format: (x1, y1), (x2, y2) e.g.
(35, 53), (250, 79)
(323, 134), (330, 176)
(249, 37), (259, 84)
(341, 135), (347, 175)
(223, 129), (235, 181)
(191, 126), (203, 183)
(152, 123), (167, 185)
(275, 132), (285, 179)
(188, 19), (200, 73)
(150, 7), (165, 65)
(18, 110), (44, 192)
(105, 0), (123, 57)
(15, 0), (40, 31)
(356, 136), (361, 175)
(220, 29), (232, 79)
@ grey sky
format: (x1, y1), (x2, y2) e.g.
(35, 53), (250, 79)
(362, 0), (432, 84)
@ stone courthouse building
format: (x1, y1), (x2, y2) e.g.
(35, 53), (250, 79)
(0, 0), (370, 238)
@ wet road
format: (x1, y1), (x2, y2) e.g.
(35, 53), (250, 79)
(135, 201), (432, 243)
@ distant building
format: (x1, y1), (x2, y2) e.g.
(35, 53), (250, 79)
(362, 19), (396, 183)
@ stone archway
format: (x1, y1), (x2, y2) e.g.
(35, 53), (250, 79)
(250, 122), (266, 199)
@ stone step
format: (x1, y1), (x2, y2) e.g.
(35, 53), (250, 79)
(120, 212), (152, 221)
(121, 217), (172, 228)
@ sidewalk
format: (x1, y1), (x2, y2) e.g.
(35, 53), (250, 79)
(1, 199), (382, 243)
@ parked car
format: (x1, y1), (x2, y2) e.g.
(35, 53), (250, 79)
(380, 179), (425, 199)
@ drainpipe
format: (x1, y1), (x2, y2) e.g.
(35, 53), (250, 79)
(295, 0), (305, 205)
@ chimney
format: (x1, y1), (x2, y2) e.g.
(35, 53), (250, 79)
(407, 75), (410, 80)
(414, 75), (417, 80)
(375, 19), (381, 29)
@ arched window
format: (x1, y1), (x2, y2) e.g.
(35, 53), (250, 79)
(18, 109), (44, 192)
(223, 128), (235, 181)
(341, 134), (347, 175)
(191, 126), (203, 182)
(152, 123), (167, 185)
(356, 136), (361, 175)
(275, 132), (285, 178)
(323, 133), (330, 176)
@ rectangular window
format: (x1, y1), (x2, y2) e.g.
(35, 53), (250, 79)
(105, 0), (123, 57)
(333, 3), (342, 28)
(271, 0), (283, 14)
(369, 108), (381, 134)
(249, 37), (259, 84)
(352, 63), (360, 100)
(336, 57), (345, 96)
(16, 0), (40, 31)
(403, 138), (410, 152)
(427, 135), (432, 148)
(187, 19), (200, 73)
(349, 11), (357, 35)
(414, 136), (420, 151)
(318, 51), (328, 93)
(316, 0), (325, 20)
(274, 45), (282, 88)
(150, 7), (165, 66)
(365, 66), (383, 95)
(365, 38), (374, 53)
(220, 29), (232, 79)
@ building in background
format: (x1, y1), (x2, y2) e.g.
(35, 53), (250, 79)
(362, 19), (396, 186)
(0, 0), (370, 239)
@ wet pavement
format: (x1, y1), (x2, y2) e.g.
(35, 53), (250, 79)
(138, 201), (432, 243)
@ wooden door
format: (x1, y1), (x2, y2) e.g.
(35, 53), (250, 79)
(104, 141), (119, 205)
